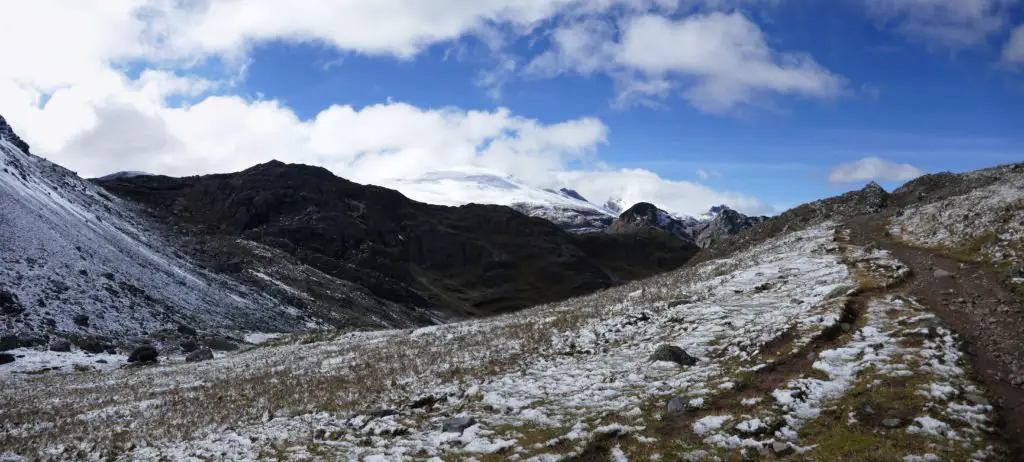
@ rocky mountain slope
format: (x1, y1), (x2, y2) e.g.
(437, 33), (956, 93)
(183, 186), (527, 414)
(0, 115), (698, 357)
(96, 161), (698, 320)
(609, 202), (766, 248)
(0, 116), (329, 355)
(3, 220), (1012, 460)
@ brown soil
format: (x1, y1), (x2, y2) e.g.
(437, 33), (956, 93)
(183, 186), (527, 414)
(845, 214), (1024, 458)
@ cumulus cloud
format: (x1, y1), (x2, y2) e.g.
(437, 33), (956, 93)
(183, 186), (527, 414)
(864, 0), (1020, 49)
(827, 157), (925, 184)
(1003, 25), (1024, 64)
(0, 0), (783, 217)
(526, 12), (846, 112)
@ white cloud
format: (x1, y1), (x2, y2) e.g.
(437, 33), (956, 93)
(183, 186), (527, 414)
(864, 0), (1020, 49)
(526, 12), (846, 112)
(827, 157), (925, 184)
(558, 168), (773, 216)
(695, 168), (722, 181)
(1002, 25), (1024, 64)
(0, 0), (781, 217)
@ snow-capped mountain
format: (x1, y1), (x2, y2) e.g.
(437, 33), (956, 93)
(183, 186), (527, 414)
(379, 168), (618, 232)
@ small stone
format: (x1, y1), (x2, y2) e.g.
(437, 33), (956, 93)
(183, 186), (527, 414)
(882, 418), (901, 428)
(442, 416), (476, 433)
(790, 298), (803, 305)
(185, 348), (214, 363)
(772, 441), (793, 456)
(0, 353), (14, 365)
(840, 323), (853, 332)
(96, 359), (108, 364)
(650, 344), (698, 366)
(667, 396), (686, 413)
(933, 269), (954, 278)
(965, 394), (989, 407)
(177, 324), (197, 336)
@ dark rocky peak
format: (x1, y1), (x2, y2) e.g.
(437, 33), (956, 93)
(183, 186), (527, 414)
(0, 114), (31, 154)
(707, 204), (731, 215)
(608, 202), (697, 243)
(99, 165), (698, 319)
(616, 202), (661, 223)
(558, 188), (589, 203)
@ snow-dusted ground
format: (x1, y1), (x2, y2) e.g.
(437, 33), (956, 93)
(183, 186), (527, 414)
(0, 223), (1006, 460)
(890, 165), (1024, 269)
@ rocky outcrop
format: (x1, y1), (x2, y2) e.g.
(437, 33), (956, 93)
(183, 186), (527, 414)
(691, 206), (767, 248)
(0, 115), (30, 155)
(608, 202), (700, 241)
(98, 161), (698, 319)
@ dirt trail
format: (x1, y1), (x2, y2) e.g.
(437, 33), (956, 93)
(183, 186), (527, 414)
(845, 214), (1024, 456)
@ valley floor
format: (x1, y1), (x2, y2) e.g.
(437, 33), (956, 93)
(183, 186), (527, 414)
(0, 222), (1019, 461)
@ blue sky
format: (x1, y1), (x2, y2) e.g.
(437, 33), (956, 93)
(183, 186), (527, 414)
(2, 0), (1023, 215)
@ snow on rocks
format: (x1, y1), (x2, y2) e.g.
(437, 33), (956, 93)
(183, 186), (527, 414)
(890, 165), (1024, 267)
(0, 223), (1005, 460)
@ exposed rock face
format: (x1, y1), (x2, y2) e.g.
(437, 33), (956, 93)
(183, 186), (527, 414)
(608, 202), (699, 241)
(98, 161), (698, 319)
(691, 206), (768, 248)
(0, 115), (30, 155)
(607, 203), (764, 249)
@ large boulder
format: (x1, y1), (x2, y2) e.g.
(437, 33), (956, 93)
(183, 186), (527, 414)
(442, 416), (476, 434)
(127, 346), (159, 363)
(49, 339), (72, 352)
(650, 344), (697, 366)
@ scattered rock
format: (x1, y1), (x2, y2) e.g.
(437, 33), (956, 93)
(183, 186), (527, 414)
(882, 418), (901, 428)
(177, 324), (197, 336)
(0, 290), (24, 315)
(790, 298), (804, 305)
(933, 269), (954, 278)
(72, 314), (90, 328)
(367, 409), (398, 419)
(825, 285), (853, 300)
(96, 359), (108, 364)
(667, 298), (693, 308)
(76, 339), (109, 354)
(964, 393), (989, 407)
(650, 344), (697, 366)
(180, 340), (198, 353)
(127, 346), (159, 363)
(410, 395), (440, 409)
(202, 337), (239, 351)
(49, 339), (72, 352)
(185, 348), (214, 363)
(0, 353), (14, 365)
(0, 335), (19, 351)
(442, 416), (476, 434)
(771, 441), (793, 456)
(667, 396), (686, 413)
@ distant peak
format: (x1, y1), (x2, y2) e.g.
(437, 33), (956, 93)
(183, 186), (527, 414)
(863, 181), (886, 192)
(0, 114), (31, 154)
